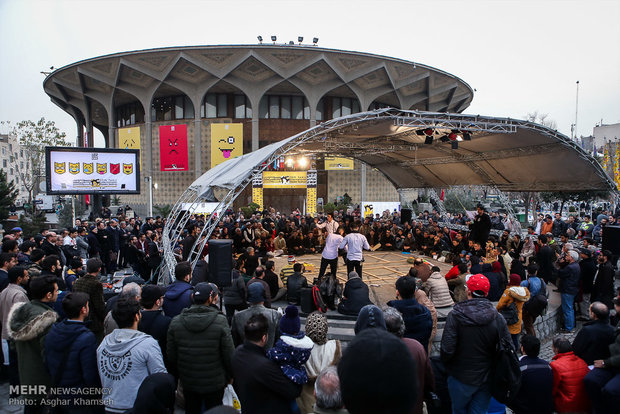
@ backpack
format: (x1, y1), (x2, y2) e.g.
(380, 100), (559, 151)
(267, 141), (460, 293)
(498, 302), (519, 325)
(489, 317), (522, 404)
(313, 285), (328, 313)
(523, 278), (548, 318)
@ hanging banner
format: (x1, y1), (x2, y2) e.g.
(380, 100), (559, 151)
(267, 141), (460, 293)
(306, 170), (317, 215)
(159, 124), (188, 171)
(324, 156), (354, 170)
(252, 174), (263, 212)
(211, 123), (243, 168)
(263, 171), (307, 188)
(615, 143), (620, 190)
(119, 127), (141, 150)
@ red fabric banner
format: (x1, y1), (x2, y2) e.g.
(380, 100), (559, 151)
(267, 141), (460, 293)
(159, 124), (188, 171)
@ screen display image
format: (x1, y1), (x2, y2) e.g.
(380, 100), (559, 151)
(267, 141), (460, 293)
(46, 147), (140, 194)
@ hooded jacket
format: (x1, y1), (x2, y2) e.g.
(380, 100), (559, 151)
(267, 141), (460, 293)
(44, 319), (100, 399)
(97, 329), (167, 413)
(8, 300), (58, 394)
(558, 261), (580, 296)
(166, 304), (234, 393)
(387, 298), (433, 351)
(496, 286), (530, 334)
(337, 276), (372, 316)
(162, 280), (193, 318)
(440, 298), (511, 386)
(0, 283), (28, 340)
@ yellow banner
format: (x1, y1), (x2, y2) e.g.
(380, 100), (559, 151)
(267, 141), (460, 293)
(252, 187), (263, 211)
(306, 187), (317, 215)
(119, 127), (141, 150)
(211, 123), (243, 168)
(263, 171), (307, 188)
(615, 143), (620, 190)
(364, 203), (374, 217)
(325, 156), (354, 170)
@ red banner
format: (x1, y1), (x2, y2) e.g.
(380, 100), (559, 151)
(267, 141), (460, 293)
(159, 124), (188, 171)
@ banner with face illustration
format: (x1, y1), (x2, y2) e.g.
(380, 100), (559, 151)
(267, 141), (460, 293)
(211, 123), (243, 168)
(159, 124), (189, 171)
(46, 147), (140, 194)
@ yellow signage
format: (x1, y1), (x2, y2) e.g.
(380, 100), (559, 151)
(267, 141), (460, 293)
(211, 123), (243, 168)
(364, 203), (374, 217)
(252, 187), (264, 211)
(325, 156), (354, 170)
(119, 127), (141, 150)
(307, 187), (317, 215)
(263, 171), (307, 188)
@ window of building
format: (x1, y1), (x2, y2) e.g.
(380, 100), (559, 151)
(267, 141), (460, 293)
(151, 95), (194, 122)
(20, 161), (23, 169)
(234, 95), (252, 118)
(8, 143), (12, 152)
(258, 95), (311, 119)
(332, 97), (360, 118)
(316, 98), (325, 121)
(20, 149), (23, 157)
(201, 93), (230, 118)
(2, 159), (6, 168)
(115, 102), (145, 127)
(1, 147), (5, 156)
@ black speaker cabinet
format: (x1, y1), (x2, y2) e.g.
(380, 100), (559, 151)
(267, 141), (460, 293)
(401, 208), (412, 224)
(602, 225), (620, 255)
(208, 239), (233, 287)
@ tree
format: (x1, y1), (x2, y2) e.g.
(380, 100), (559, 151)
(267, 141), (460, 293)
(16, 212), (47, 239)
(58, 201), (74, 229)
(524, 111), (558, 130)
(7, 118), (70, 211)
(0, 169), (18, 225)
(539, 190), (611, 215)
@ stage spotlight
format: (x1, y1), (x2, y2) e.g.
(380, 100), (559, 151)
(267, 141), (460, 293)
(257, 36), (263, 43)
(285, 157), (294, 167)
(424, 136), (433, 145)
(463, 132), (471, 141)
(271, 35), (277, 43)
(298, 157), (308, 168)
(313, 37), (319, 45)
(298, 36), (304, 43)
(448, 132), (458, 141)
(451, 141), (459, 150)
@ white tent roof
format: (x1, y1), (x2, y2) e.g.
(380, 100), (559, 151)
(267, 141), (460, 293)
(189, 109), (615, 200)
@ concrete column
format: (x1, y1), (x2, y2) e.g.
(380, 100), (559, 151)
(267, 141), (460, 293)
(77, 120), (85, 148)
(108, 126), (116, 148)
(360, 162), (367, 204)
(309, 104), (317, 127)
(144, 112), (153, 178)
(194, 117), (202, 178)
(251, 112), (259, 151)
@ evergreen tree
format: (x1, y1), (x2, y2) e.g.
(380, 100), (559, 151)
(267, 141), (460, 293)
(0, 169), (18, 225)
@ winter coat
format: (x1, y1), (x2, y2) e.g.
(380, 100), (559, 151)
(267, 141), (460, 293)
(166, 304), (234, 393)
(0, 283), (28, 340)
(558, 261), (580, 296)
(440, 298), (511, 386)
(76, 235), (89, 259)
(247, 278), (272, 308)
(402, 337), (435, 414)
(231, 304), (281, 349)
(286, 271), (308, 305)
(572, 319), (615, 365)
(162, 280), (193, 318)
(448, 273), (468, 303)
(298, 339), (342, 414)
(8, 300), (58, 395)
(510, 356), (554, 414)
(550, 351), (591, 413)
(125, 372), (177, 414)
(423, 271), (454, 308)
(605, 326), (620, 368)
(482, 265), (506, 302)
(72, 274), (106, 337)
(232, 342), (303, 414)
(138, 309), (171, 365)
(97, 329), (167, 413)
(496, 286), (530, 334)
(337, 276), (372, 316)
(223, 270), (247, 306)
(591, 261), (615, 308)
(267, 332), (314, 384)
(536, 245), (556, 282)
(415, 289), (438, 351)
(387, 298), (433, 351)
(579, 256), (597, 294)
(44, 319), (100, 397)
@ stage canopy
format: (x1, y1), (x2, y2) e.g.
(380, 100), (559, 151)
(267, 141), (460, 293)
(190, 108), (615, 197)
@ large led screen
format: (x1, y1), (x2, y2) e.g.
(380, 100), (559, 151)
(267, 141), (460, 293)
(46, 147), (140, 194)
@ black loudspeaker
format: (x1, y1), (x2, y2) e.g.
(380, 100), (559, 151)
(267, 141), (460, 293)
(602, 225), (620, 255)
(300, 287), (316, 314)
(208, 239), (233, 287)
(401, 208), (412, 223)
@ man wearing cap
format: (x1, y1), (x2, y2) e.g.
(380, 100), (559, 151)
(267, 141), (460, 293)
(167, 282), (234, 413)
(280, 255), (297, 287)
(138, 285), (171, 366)
(231, 282), (282, 349)
(441, 274), (511, 414)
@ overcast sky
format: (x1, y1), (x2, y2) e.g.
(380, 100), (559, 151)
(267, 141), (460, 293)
(1, 0), (619, 147)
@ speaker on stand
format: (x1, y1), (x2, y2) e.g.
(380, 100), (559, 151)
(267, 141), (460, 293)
(208, 239), (233, 287)
(602, 225), (620, 256)
(401, 208), (412, 224)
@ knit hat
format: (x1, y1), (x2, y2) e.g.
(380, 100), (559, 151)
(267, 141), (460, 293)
(467, 274), (490, 296)
(305, 311), (328, 345)
(338, 328), (418, 414)
(508, 274), (521, 287)
(280, 305), (301, 335)
(348, 271), (360, 280)
(247, 282), (266, 304)
(354, 305), (386, 334)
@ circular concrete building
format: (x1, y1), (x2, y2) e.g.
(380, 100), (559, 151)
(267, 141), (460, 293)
(43, 44), (474, 213)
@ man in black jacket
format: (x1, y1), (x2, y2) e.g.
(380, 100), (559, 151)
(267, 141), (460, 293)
(558, 250), (580, 333)
(286, 263), (308, 305)
(232, 313), (302, 414)
(591, 250), (615, 309)
(468, 205), (491, 246)
(440, 274), (511, 414)
(509, 335), (553, 414)
(139, 285), (171, 367)
(578, 248), (597, 321)
(572, 302), (615, 365)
